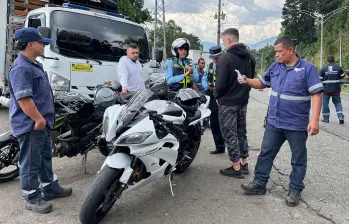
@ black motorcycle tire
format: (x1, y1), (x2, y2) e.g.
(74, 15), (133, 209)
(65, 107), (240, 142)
(79, 166), (124, 224)
(175, 124), (201, 173)
(0, 139), (20, 183)
(98, 147), (110, 157)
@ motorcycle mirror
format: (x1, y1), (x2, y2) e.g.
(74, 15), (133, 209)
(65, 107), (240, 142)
(111, 80), (122, 92)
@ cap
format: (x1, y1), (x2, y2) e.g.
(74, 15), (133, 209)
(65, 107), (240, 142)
(15, 27), (51, 45)
(209, 46), (223, 59)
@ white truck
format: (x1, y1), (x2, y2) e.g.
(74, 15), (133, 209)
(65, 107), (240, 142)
(0, 0), (162, 106)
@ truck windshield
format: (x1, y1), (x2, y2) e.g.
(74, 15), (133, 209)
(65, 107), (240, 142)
(50, 10), (149, 62)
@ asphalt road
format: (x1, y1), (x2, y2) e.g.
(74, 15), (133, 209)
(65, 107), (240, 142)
(0, 92), (348, 224)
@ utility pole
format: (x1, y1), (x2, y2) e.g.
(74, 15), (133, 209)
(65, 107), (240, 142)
(217, 0), (221, 46)
(320, 15), (324, 68)
(261, 53), (264, 74)
(153, 0), (166, 61)
(340, 31), (342, 67)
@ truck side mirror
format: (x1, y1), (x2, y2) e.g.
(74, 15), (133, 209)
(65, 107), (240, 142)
(37, 26), (50, 38)
(156, 50), (163, 63)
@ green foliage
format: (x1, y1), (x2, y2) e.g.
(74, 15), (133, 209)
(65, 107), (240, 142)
(148, 20), (203, 58)
(280, 0), (349, 70)
(116, 0), (151, 24)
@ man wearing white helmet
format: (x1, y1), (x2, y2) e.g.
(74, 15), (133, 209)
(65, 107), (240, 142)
(164, 38), (200, 100)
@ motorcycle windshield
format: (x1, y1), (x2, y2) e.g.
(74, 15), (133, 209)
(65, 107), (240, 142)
(116, 89), (159, 132)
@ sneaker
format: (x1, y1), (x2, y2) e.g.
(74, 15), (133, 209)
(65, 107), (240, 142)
(25, 199), (52, 214)
(321, 119), (329, 123)
(286, 189), (301, 207)
(241, 182), (266, 195)
(339, 119), (345, 125)
(220, 166), (244, 179)
(240, 163), (249, 175)
(210, 149), (225, 154)
(43, 186), (73, 201)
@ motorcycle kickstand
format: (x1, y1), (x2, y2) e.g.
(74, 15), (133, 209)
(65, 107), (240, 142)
(81, 152), (88, 174)
(167, 167), (176, 196)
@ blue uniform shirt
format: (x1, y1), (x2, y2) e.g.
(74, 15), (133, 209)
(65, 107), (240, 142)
(164, 58), (199, 85)
(196, 67), (208, 94)
(8, 53), (55, 136)
(260, 57), (324, 131)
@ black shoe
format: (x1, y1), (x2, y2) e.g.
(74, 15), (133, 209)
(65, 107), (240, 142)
(220, 166), (244, 179)
(240, 163), (249, 175)
(286, 189), (301, 207)
(321, 119), (329, 123)
(25, 199), (53, 214)
(210, 149), (225, 154)
(43, 187), (73, 201)
(339, 119), (345, 125)
(241, 182), (266, 195)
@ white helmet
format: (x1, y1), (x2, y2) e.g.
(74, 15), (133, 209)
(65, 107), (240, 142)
(171, 38), (190, 57)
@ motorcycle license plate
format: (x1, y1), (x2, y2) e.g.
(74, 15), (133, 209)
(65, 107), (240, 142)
(71, 64), (93, 72)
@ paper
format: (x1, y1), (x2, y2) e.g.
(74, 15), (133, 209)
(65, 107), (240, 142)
(235, 69), (243, 79)
(235, 69), (245, 83)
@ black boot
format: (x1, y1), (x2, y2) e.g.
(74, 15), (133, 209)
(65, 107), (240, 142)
(210, 149), (225, 154)
(286, 189), (301, 207)
(241, 182), (266, 195)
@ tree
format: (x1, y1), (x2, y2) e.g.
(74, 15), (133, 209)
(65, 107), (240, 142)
(148, 20), (203, 58)
(116, 0), (151, 24)
(281, 0), (317, 46)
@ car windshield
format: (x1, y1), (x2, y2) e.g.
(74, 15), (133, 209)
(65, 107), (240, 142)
(50, 10), (150, 62)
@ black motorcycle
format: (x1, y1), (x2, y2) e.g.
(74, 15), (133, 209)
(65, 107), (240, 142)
(0, 76), (169, 183)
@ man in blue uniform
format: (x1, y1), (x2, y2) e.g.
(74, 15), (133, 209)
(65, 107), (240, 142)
(164, 38), (199, 100)
(238, 37), (323, 207)
(206, 46), (225, 154)
(195, 58), (208, 94)
(8, 27), (72, 213)
(319, 55), (345, 124)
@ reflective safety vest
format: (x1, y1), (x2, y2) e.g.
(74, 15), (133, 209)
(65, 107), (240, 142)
(207, 62), (217, 83)
(168, 57), (193, 91)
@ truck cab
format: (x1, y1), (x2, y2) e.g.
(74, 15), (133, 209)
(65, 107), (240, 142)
(1, 1), (157, 100)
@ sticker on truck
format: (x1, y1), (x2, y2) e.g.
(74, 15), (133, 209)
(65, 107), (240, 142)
(72, 64), (93, 72)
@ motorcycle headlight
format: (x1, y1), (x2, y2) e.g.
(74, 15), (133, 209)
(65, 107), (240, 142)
(117, 132), (153, 145)
(51, 72), (70, 91)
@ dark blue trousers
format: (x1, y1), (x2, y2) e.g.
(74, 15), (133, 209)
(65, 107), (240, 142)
(254, 123), (308, 191)
(17, 127), (60, 202)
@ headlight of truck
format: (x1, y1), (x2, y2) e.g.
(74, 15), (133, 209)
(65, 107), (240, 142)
(117, 132), (152, 145)
(51, 72), (70, 91)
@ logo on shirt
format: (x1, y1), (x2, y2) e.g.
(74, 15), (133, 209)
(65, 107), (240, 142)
(294, 68), (305, 72)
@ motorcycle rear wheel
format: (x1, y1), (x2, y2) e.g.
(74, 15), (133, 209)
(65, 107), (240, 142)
(0, 139), (20, 183)
(79, 166), (124, 224)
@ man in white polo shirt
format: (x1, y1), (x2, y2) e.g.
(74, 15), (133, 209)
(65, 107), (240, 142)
(117, 43), (145, 93)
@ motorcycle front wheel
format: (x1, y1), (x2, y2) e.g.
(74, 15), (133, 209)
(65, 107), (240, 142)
(0, 139), (20, 183)
(175, 124), (201, 173)
(79, 166), (124, 224)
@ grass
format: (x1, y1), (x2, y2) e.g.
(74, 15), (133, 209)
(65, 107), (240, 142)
(342, 88), (349, 94)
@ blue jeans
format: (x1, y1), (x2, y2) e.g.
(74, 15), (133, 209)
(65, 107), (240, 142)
(254, 123), (308, 191)
(17, 127), (60, 202)
(322, 94), (344, 120)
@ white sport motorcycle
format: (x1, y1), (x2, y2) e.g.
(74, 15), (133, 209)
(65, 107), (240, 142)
(79, 88), (211, 224)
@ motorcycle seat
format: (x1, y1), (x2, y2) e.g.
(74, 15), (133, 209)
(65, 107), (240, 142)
(163, 104), (183, 117)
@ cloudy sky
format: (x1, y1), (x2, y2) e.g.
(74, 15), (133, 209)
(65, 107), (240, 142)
(144, 0), (285, 44)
